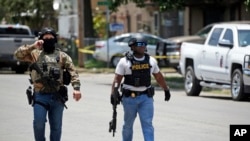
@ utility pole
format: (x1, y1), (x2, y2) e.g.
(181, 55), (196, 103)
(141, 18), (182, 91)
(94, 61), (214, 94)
(78, 0), (84, 67)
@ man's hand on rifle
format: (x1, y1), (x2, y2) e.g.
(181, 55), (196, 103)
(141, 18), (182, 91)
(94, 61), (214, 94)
(73, 90), (81, 101)
(110, 92), (121, 105)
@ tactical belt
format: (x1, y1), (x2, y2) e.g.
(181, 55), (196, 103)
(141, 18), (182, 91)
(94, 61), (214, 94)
(122, 88), (154, 98)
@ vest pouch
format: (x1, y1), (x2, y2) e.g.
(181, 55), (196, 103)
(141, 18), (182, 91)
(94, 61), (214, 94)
(63, 69), (71, 85)
(49, 67), (60, 80)
(134, 78), (140, 87)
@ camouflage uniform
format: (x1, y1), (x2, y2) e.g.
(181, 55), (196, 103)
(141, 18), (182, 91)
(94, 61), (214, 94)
(14, 43), (81, 92)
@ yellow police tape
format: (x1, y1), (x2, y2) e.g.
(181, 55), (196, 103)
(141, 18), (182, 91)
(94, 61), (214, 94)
(78, 44), (95, 54)
(153, 55), (180, 59)
(78, 44), (180, 59)
(78, 48), (94, 54)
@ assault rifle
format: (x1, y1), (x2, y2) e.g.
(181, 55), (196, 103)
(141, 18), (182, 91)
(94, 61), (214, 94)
(29, 62), (68, 109)
(109, 83), (120, 137)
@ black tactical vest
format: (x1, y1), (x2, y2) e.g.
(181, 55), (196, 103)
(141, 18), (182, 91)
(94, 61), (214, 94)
(124, 54), (151, 87)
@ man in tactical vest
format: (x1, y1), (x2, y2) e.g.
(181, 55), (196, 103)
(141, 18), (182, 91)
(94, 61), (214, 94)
(14, 27), (82, 141)
(110, 36), (171, 141)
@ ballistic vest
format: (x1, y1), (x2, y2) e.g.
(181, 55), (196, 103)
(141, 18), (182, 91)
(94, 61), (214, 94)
(124, 54), (151, 87)
(30, 49), (63, 92)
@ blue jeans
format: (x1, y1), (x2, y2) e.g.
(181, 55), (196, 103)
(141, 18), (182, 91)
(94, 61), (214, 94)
(122, 94), (154, 141)
(33, 92), (64, 141)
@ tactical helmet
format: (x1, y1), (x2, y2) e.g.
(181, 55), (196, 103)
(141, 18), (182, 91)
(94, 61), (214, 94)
(38, 27), (58, 42)
(128, 36), (147, 47)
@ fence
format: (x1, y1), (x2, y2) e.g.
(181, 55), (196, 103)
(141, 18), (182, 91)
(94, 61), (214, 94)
(59, 37), (101, 63)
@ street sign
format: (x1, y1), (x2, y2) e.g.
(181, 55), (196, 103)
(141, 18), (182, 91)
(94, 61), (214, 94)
(109, 23), (124, 31)
(97, 1), (110, 6)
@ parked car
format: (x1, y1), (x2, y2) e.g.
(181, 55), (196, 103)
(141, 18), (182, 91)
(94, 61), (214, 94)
(93, 32), (178, 68)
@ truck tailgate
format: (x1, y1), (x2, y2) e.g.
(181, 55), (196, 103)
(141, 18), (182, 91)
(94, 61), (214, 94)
(0, 37), (35, 55)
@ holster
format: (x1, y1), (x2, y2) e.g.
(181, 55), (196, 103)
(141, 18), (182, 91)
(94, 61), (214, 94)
(26, 86), (33, 105)
(147, 87), (155, 97)
(58, 85), (68, 103)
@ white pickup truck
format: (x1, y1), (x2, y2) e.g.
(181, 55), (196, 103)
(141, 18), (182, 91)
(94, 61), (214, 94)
(179, 23), (250, 101)
(0, 24), (36, 73)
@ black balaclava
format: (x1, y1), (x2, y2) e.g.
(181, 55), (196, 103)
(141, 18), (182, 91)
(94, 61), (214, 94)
(43, 38), (56, 54)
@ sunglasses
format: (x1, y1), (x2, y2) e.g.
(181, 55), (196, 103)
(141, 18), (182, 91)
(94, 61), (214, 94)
(136, 42), (147, 47)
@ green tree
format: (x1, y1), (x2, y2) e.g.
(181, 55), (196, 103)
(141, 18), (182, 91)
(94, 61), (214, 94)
(245, 0), (250, 11)
(0, 0), (30, 24)
(108, 0), (250, 12)
(0, 0), (56, 31)
(108, 0), (184, 12)
(93, 12), (107, 38)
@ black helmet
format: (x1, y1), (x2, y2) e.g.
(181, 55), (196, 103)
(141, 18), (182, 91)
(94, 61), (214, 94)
(38, 27), (58, 42)
(128, 36), (147, 47)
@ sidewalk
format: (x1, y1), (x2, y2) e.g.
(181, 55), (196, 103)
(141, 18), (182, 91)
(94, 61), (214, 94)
(75, 67), (179, 74)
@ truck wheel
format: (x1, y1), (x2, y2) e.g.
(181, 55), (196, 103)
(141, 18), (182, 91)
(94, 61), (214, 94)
(184, 66), (202, 96)
(231, 69), (246, 101)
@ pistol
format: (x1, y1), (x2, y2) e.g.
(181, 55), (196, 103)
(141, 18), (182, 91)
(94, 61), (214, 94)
(26, 86), (33, 105)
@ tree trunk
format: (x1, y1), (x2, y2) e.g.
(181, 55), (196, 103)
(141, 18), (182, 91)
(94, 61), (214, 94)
(84, 0), (96, 38)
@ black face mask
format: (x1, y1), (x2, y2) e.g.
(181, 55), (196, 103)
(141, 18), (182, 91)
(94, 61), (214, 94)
(43, 38), (56, 54)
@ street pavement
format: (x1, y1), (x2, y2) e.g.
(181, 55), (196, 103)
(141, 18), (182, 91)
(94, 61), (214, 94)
(0, 71), (250, 141)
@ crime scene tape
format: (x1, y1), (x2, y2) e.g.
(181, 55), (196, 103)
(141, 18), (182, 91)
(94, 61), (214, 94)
(78, 44), (180, 59)
(153, 55), (180, 59)
(78, 44), (95, 54)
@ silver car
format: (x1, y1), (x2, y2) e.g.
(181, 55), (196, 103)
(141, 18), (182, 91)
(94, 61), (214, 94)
(93, 32), (178, 67)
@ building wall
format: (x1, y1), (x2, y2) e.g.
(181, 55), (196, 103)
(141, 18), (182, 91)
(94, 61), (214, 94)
(189, 7), (203, 34)
(185, 1), (250, 35)
(240, 3), (250, 20)
(108, 2), (183, 38)
(108, 2), (152, 34)
(159, 10), (184, 38)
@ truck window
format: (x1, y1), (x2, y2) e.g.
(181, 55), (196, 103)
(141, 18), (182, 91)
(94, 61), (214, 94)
(238, 30), (250, 47)
(0, 27), (30, 35)
(222, 29), (233, 44)
(208, 28), (223, 46)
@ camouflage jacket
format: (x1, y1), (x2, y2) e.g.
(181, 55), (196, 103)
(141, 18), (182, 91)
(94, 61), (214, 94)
(14, 44), (81, 92)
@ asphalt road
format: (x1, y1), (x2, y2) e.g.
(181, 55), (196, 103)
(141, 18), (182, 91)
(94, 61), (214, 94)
(0, 72), (249, 141)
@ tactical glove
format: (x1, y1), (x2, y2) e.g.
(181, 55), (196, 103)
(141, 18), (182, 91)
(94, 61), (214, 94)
(110, 93), (121, 105)
(164, 90), (171, 101)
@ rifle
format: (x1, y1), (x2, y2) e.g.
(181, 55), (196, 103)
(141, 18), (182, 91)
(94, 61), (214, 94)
(109, 83), (120, 137)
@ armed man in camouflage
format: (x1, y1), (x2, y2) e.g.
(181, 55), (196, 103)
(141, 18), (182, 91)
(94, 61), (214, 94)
(14, 27), (82, 141)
